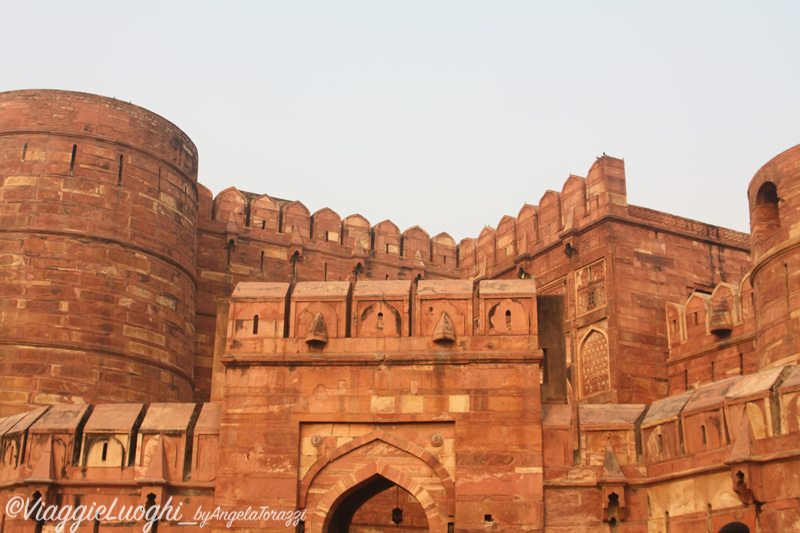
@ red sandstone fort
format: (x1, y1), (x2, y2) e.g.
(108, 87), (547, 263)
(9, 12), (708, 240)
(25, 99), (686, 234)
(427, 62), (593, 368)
(0, 89), (796, 532)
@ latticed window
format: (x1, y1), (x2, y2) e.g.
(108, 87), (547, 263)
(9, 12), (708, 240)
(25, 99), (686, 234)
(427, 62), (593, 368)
(576, 260), (606, 315)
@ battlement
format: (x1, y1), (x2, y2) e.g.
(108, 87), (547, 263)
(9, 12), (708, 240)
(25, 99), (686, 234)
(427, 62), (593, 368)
(0, 402), (219, 491)
(223, 279), (539, 357)
(456, 156), (750, 282)
(199, 185), (459, 272)
(457, 156), (627, 276)
(543, 363), (800, 521)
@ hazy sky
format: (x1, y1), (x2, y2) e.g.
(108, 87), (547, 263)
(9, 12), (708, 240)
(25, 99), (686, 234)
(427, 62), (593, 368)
(3, 1), (798, 241)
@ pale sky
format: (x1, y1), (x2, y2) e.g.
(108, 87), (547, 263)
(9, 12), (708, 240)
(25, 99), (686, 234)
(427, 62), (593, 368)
(3, 1), (798, 241)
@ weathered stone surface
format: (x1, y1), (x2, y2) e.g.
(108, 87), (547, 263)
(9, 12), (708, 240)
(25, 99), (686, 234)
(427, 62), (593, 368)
(5, 89), (800, 533)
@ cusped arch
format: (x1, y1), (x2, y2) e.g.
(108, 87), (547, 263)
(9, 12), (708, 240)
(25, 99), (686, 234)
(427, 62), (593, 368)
(299, 428), (455, 515)
(310, 461), (442, 533)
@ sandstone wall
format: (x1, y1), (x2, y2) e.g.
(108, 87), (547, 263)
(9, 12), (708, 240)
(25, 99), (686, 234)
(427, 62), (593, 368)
(748, 143), (800, 370)
(0, 90), (198, 415)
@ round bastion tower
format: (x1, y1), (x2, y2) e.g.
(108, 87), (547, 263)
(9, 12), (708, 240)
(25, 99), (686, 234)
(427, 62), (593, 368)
(749, 142), (800, 370)
(0, 90), (198, 415)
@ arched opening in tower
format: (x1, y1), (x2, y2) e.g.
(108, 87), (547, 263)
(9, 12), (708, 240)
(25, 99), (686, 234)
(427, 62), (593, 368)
(324, 475), (428, 533)
(753, 181), (780, 242)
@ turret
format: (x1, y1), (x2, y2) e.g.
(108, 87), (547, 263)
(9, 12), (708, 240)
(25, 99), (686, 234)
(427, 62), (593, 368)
(748, 143), (800, 369)
(0, 90), (198, 415)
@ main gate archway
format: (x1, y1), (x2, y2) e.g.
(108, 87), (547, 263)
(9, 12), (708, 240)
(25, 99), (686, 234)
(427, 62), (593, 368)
(310, 461), (441, 533)
(323, 471), (429, 533)
(300, 430), (452, 533)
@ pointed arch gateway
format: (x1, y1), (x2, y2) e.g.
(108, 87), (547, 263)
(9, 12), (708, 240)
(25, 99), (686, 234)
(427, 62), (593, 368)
(312, 461), (440, 533)
(301, 429), (453, 533)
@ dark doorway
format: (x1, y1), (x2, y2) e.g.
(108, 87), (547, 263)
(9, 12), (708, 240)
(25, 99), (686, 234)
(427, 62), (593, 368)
(718, 522), (749, 533)
(324, 475), (428, 533)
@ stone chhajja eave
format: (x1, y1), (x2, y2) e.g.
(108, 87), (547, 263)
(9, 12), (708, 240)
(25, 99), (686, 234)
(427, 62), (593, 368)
(222, 349), (543, 367)
(0, 478), (216, 490)
(223, 334), (541, 366)
(666, 331), (756, 365)
(543, 447), (800, 489)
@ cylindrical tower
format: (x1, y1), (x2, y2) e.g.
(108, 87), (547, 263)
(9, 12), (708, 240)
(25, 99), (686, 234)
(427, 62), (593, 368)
(0, 90), (198, 415)
(748, 142), (800, 370)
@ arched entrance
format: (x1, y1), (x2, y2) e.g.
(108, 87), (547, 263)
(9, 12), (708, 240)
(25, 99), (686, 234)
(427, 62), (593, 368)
(324, 475), (428, 533)
(300, 429), (453, 533)
(308, 460), (443, 533)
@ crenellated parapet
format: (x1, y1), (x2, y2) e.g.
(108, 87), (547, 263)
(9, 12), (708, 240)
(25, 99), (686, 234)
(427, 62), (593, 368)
(556, 364), (799, 472)
(457, 155), (750, 282)
(0, 402), (219, 524)
(192, 189), (461, 400)
(640, 365), (793, 473)
(223, 279), (538, 356)
(457, 155), (628, 277)
(0, 403), (218, 482)
(543, 363), (800, 529)
(217, 279), (546, 532)
(199, 186), (458, 275)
